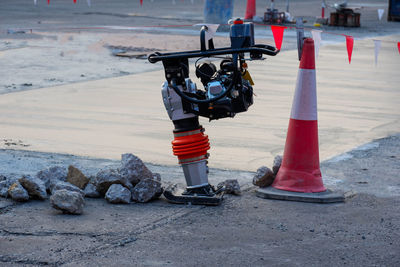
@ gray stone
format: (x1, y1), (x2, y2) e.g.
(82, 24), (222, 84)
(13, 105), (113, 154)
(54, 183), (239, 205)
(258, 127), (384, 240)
(253, 166), (275, 188)
(105, 184), (131, 204)
(217, 179), (241, 195)
(119, 153), (153, 185)
(0, 175), (6, 182)
(66, 165), (89, 189)
(19, 175), (47, 200)
(36, 166), (67, 190)
(50, 189), (85, 215)
(83, 183), (100, 198)
(50, 181), (84, 196)
(8, 182), (29, 202)
(96, 169), (131, 196)
(131, 178), (163, 203)
(0, 184), (9, 198)
(0, 179), (15, 198)
(272, 155), (283, 175)
(1, 178), (18, 196)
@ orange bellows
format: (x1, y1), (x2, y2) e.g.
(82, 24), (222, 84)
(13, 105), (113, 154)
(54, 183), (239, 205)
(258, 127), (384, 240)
(172, 128), (210, 164)
(244, 0), (256, 20)
(272, 38), (326, 193)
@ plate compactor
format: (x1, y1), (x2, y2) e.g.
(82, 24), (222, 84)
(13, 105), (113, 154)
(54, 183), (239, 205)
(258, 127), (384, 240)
(148, 19), (279, 205)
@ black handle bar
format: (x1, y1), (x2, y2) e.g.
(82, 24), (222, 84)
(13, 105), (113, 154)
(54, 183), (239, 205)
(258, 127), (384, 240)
(148, 44), (279, 63)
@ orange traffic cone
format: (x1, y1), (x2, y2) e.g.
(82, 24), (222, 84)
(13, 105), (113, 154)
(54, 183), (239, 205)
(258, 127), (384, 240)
(244, 0), (256, 20)
(257, 38), (344, 203)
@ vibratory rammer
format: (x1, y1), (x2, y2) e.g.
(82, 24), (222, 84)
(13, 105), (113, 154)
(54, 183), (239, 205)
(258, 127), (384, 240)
(148, 19), (279, 205)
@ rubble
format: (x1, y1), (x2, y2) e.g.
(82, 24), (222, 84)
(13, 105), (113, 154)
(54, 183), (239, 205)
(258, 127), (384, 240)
(105, 184), (131, 204)
(66, 165), (89, 189)
(36, 166), (67, 191)
(1, 153), (165, 209)
(131, 178), (163, 203)
(8, 182), (29, 202)
(119, 153), (154, 185)
(217, 179), (241, 195)
(50, 189), (85, 215)
(19, 175), (47, 200)
(253, 166), (275, 188)
(96, 169), (132, 195)
(0, 179), (17, 198)
(0, 181), (9, 198)
(83, 183), (100, 198)
(50, 181), (84, 196)
(272, 155), (283, 175)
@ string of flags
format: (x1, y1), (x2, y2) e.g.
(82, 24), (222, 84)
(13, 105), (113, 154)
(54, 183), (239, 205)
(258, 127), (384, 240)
(35, 0), (80, 5)
(268, 24), (399, 65)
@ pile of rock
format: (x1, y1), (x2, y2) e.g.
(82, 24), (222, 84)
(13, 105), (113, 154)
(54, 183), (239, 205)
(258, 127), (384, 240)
(253, 155), (282, 188)
(0, 153), (163, 215)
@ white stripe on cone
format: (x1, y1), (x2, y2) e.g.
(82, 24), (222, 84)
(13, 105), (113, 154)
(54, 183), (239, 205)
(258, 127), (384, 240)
(290, 69), (317, 121)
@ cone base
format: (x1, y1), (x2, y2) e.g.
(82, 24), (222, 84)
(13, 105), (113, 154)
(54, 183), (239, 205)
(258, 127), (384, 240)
(273, 167), (326, 193)
(256, 187), (344, 203)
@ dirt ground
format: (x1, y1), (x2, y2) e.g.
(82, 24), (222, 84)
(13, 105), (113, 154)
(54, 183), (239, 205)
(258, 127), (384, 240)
(1, 0), (400, 266)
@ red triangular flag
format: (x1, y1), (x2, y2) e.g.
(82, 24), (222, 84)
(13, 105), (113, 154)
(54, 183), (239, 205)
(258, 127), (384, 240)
(74, 0), (77, 3)
(48, 0), (50, 4)
(271, 25), (287, 51)
(398, 42), (400, 55)
(140, 0), (143, 6)
(345, 35), (354, 64)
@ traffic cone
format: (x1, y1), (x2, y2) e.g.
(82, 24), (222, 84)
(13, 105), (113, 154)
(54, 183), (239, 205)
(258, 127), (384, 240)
(256, 38), (344, 203)
(244, 0), (256, 20)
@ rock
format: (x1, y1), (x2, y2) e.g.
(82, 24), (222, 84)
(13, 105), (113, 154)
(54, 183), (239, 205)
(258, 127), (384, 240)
(66, 165), (89, 189)
(8, 182), (29, 202)
(0, 175), (6, 182)
(96, 169), (131, 196)
(272, 155), (283, 175)
(19, 175), (47, 200)
(105, 184), (131, 204)
(253, 166), (275, 188)
(50, 181), (84, 196)
(36, 166), (67, 191)
(0, 179), (15, 198)
(131, 178), (163, 203)
(218, 179), (241, 195)
(0, 183), (9, 198)
(119, 153), (154, 185)
(83, 183), (100, 198)
(50, 189), (84, 215)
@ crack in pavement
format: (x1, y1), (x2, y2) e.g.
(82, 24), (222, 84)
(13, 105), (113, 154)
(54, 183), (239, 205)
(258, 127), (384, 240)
(0, 205), (205, 266)
(55, 206), (206, 266)
(0, 255), (59, 266)
(0, 229), (109, 238)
